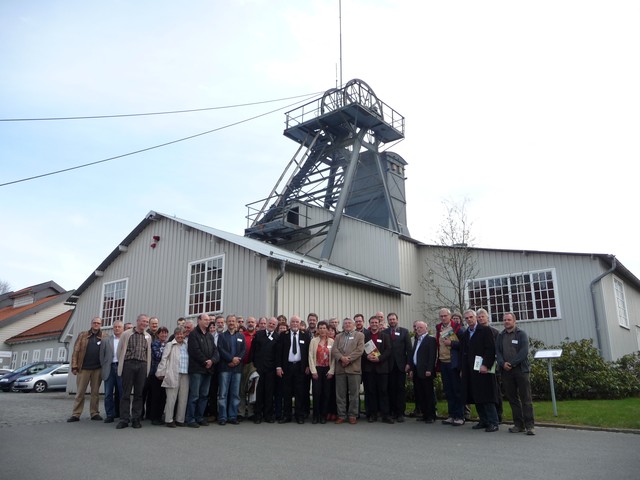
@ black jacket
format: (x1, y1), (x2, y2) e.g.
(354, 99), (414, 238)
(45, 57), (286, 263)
(187, 327), (219, 375)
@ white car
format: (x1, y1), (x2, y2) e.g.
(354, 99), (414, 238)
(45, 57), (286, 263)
(12, 364), (69, 393)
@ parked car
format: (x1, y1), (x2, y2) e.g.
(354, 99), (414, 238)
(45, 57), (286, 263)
(13, 363), (69, 393)
(0, 368), (13, 378)
(0, 362), (60, 392)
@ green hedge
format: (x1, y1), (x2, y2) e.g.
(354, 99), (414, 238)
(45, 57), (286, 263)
(529, 338), (640, 400)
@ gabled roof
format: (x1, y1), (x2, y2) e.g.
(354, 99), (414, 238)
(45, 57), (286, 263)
(0, 291), (74, 326)
(70, 211), (410, 303)
(5, 309), (73, 345)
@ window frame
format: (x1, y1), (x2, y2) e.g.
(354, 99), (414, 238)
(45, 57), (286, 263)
(32, 350), (41, 362)
(11, 352), (18, 369)
(20, 351), (29, 367)
(57, 347), (67, 362)
(100, 278), (128, 328)
(44, 348), (53, 362)
(185, 254), (225, 317)
(613, 275), (630, 329)
(466, 268), (561, 323)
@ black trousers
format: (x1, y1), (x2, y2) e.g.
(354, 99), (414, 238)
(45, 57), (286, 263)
(388, 366), (407, 417)
(311, 366), (331, 419)
(254, 369), (276, 420)
(363, 371), (390, 417)
(414, 375), (436, 421)
(282, 362), (307, 420)
(120, 360), (147, 423)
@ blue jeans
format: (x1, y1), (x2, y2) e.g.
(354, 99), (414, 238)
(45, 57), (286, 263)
(217, 371), (241, 422)
(103, 362), (122, 418)
(440, 362), (463, 419)
(186, 373), (211, 424)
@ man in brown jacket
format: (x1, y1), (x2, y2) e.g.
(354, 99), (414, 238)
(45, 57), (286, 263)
(331, 318), (365, 424)
(67, 317), (104, 422)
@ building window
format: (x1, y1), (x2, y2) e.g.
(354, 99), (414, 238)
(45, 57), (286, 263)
(57, 347), (67, 362)
(32, 350), (41, 362)
(11, 352), (18, 369)
(613, 276), (629, 328)
(187, 255), (224, 316)
(101, 279), (128, 328)
(20, 351), (29, 367)
(44, 348), (53, 362)
(467, 269), (560, 323)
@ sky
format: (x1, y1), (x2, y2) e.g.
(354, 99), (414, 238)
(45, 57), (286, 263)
(1, 0), (639, 293)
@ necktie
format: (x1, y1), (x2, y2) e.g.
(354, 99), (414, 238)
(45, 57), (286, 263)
(391, 328), (395, 341)
(292, 332), (298, 355)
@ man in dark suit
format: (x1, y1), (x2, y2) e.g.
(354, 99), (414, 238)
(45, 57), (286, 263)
(409, 321), (437, 423)
(461, 310), (500, 432)
(362, 315), (393, 423)
(250, 316), (280, 423)
(276, 315), (310, 424)
(384, 312), (412, 422)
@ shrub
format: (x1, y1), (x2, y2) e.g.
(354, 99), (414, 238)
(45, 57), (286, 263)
(529, 338), (640, 400)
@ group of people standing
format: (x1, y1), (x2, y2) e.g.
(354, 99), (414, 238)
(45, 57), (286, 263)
(67, 308), (535, 435)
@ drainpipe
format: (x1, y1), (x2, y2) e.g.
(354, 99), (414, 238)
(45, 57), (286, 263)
(273, 260), (286, 317)
(590, 255), (616, 358)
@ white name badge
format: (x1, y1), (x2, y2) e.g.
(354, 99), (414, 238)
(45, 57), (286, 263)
(376, 339), (382, 343)
(512, 340), (519, 344)
(268, 336), (273, 341)
(328, 345), (332, 349)
(299, 340), (305, 344)
(395, 332), (400, 336)
(237, 338), (243, 342)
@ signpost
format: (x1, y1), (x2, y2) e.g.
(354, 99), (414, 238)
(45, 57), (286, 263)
(534, 349), (563, 416)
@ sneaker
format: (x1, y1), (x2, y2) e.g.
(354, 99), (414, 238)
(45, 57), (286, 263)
(509, 426), (525, 433)
(441, 417), (454, 425)
(526, 428), (536, 436)
(452, 418), (465, 426)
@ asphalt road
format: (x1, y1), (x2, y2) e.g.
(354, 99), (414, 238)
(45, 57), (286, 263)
(1, 391), (639, 480)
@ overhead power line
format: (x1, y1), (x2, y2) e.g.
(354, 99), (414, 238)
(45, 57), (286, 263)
(0, 93), (319, 188)
(0, 91), (323, 122)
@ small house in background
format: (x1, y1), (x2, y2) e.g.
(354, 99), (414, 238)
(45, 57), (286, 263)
(0, 281), (74, 370)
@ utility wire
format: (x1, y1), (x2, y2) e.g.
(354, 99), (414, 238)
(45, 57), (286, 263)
(0, 93), (319, 188)
(0, 91), (323, 122)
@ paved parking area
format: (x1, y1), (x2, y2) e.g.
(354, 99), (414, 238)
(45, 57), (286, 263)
(1, 391), (639, 480)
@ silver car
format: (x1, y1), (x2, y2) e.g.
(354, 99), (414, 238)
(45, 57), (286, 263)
(12, 363), (69, 393)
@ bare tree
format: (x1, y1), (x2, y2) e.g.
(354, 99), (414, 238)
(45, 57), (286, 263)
(0, 279), (11, 294)
(421, 199), (479, 319)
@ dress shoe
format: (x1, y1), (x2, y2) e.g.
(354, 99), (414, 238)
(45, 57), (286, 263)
(198, 419), (209, 426)
(187, 422), (200, 428)
(66, 416), (79, 423)
(166, 421), (176, 428)
(132, 420), (142, 429)
(382, 416), (395, 424)
(152, 419), (165, 426)
(104, 417), (114, 424)
(472, 423), (488, 430)
(395, 416), (405, 423)
(218, 420), (227, 426)
(237, 415), (245, 422)
(312, 417), (318, 424)
(228, 419), (239, 425)
(296, 418), (305, 425)
(116, 421), (128, 429)
(424, 418), (435, 424)
(485, 425), (499, 433)
(348, 416), (357, 425)
(175, 422), (186, 427)
(254, 416), (263, 424)
(319, 417), (326, 424)
(91, 414), (103, 421)
(278, 417), (291, 424)
(265, 417), (275, 424)
(367, 416), (375, 423)
(335, 418), (345, 424)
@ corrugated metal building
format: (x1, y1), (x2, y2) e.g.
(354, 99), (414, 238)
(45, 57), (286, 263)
(66, 210), (639, 371)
